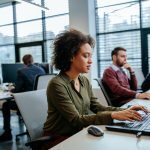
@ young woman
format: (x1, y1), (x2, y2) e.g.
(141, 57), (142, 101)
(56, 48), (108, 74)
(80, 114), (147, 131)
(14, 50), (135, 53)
(43, 29), (147, 149)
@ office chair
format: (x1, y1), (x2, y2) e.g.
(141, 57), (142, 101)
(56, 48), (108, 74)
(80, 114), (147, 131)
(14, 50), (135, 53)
(133, 68), (145, 90)
(15, 74), (56, 141)
(92, 88), (108, 106)
(94, 78), (113, 106)
(13, 89), (53, 150)
(33, 74), (56, 90)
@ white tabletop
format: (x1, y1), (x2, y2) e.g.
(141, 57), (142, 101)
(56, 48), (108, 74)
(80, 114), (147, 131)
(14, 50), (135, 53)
(50, 125), (150, 150)
(0, 83), (14, 100)
(0, 91), (13, 100)
(122, 99), (150, 110)
(49, 99), (150, 150)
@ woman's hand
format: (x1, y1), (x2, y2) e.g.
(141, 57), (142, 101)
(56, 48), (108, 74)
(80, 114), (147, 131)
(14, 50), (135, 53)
(111, 105), (148, 122)
(128, 105), (148, 113)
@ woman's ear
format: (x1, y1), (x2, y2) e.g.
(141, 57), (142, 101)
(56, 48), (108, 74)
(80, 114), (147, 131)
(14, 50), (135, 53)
(71, 56), (75, 62)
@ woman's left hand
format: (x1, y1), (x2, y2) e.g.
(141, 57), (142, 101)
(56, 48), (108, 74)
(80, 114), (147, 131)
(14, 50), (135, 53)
(128, 105), (148, 114)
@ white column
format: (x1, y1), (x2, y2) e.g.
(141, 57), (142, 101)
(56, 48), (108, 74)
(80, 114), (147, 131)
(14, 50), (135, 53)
(69, 0), (98, 87)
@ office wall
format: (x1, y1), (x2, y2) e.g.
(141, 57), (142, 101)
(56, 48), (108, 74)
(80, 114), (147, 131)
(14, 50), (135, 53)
(69, 0), (98, 87)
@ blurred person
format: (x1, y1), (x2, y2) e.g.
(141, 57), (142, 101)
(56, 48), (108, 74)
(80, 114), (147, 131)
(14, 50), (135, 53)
(102, 47), (150, 106)
(0, 54), (45, 142)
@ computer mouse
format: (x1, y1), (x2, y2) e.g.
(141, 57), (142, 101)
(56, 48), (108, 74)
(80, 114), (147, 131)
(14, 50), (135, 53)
(87, 126), (104, 137)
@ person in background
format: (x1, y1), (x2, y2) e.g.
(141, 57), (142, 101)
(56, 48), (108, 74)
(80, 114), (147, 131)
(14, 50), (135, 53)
(43, 29), (147, 149)
(142, 73), (150, 92)
(102, 47), (150, 107)
(0, 54), (45, 142)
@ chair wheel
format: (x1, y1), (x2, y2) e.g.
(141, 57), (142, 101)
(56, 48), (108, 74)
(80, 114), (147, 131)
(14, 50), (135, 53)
(16, 137), (20, 141)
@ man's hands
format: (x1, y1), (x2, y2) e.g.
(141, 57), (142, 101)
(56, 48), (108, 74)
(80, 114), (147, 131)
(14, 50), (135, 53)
(123, 63), (133, 73)
(137, 93), (150, 100)
(111, 105), (148, 122)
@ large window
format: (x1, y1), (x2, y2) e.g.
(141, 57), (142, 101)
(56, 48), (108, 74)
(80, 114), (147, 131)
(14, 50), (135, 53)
(95, 0), (150, 77)
(0, 5), (13, 26)
(17, 20), (43, 43)
(16, 0), (42, 22)
(0, 0), (69, 80)
(0, 46), (15, 80)
(0, 25), (14, 45)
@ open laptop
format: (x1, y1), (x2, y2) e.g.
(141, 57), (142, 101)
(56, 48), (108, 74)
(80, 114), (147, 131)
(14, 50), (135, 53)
(106, 111), (150, 136)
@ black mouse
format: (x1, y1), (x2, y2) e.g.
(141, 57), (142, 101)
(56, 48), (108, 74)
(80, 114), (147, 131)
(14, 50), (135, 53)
(87, 126), (104, 137)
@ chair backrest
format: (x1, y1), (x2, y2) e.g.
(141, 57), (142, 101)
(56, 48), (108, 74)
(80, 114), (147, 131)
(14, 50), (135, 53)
(94, 78), (112, 106)
(13, 89), (47, 140)
(92, 88), (108, 106)
(133, 68), (145, 90)
(33, 74), (56, 90)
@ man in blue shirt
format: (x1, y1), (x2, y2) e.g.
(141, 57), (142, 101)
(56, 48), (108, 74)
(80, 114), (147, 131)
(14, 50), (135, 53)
(0, 54), (45, 142)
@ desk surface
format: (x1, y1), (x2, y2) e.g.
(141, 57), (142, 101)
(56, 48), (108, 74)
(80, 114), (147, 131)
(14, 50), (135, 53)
(0, 83), (13, 100)
(0, 92), (13, 100)
(50, 99), (150, 150)
(50, 125), (150, 150)
(122, 99), (150, 110)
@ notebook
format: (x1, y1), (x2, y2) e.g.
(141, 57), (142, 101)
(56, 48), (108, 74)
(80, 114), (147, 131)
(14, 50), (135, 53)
(106, 111), (150, 136)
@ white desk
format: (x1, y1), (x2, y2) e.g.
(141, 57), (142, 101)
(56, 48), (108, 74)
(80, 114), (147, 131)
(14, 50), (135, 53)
(0, 83), (13, 100)
(0, 91), (13, 100)
(50, 125), (150, 150)
(122, 99), (150, 110)
(50, 99), (150, 150)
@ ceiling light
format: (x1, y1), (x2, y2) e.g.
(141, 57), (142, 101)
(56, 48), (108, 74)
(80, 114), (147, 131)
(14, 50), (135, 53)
(0, 0), (49, 11)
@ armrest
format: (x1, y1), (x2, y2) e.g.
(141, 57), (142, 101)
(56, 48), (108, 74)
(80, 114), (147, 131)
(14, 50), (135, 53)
(25, 135), (54, 147)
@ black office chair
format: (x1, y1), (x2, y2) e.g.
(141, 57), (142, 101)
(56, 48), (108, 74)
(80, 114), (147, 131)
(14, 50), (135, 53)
(15, 104), (29, 141)
(94, 78), (113, 106)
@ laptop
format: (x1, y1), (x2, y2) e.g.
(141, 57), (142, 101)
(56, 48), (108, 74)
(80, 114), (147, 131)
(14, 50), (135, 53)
(106, 111), (150, 136)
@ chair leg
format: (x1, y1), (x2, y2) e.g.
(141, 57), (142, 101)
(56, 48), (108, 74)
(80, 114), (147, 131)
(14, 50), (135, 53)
(16, 131), (29, 141)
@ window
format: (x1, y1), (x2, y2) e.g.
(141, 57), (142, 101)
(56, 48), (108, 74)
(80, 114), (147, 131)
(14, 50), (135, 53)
(95, 0), (150, 77)
(46, 15), (69, 37)
(0, 0), (69, 79)
(0, 5), (13, 25)
(17, 20), (43, 43)
(16, 0), (42, 21)
(0, 46), (15, 80)
(45, 0), (69, 17)
(141, 0), (150, 28)
(19, 46), (42, 63)
(0, 25), (14, 45)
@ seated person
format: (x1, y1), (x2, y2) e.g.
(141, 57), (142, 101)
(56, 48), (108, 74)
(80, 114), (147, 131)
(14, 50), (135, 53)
(0, 54), (46, 142)
(142, 73), (150, 92)
(43, 29), (147, 149)
(102, 47), (150, 107)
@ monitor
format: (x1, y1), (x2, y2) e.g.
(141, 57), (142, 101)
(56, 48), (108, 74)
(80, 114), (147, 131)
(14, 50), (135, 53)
(1, 63), (25, 84)
(1, 63), (50, 84)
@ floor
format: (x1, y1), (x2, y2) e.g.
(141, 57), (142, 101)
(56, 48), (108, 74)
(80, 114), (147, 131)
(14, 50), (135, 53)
(0, 110), (30, 150)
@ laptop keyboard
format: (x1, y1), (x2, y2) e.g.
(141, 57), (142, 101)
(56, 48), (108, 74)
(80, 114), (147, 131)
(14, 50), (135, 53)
(125, 113), (150, 131)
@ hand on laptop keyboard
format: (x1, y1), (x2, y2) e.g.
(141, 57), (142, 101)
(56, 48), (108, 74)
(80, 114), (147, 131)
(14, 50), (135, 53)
(111, 105), (148, 122)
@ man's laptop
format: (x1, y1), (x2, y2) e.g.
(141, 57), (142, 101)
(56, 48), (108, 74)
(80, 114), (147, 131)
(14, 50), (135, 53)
(106, 111), (150, 136)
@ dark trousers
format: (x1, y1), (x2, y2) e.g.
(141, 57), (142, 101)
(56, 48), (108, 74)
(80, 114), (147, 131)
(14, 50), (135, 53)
(2, 101), (18, 131)
(42, 131), (70, 150)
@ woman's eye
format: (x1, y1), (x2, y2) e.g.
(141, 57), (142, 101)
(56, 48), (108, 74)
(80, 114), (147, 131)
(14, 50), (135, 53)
(83, 54), (89, 58)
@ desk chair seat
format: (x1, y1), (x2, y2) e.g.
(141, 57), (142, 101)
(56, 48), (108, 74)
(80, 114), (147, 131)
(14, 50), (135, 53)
(13, 89), (53, 150)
